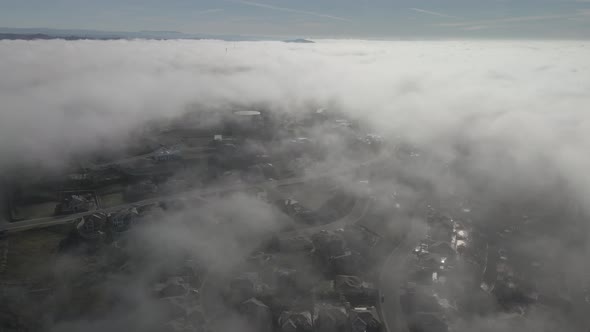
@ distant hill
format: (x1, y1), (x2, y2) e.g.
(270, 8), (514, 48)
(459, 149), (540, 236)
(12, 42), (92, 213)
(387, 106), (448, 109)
(0, 33), (53, 40)
(284, 38), (315, 43)
(0, 27), (131, 39)
(0, 27), (273, 41)
(0, 33), (125, 41)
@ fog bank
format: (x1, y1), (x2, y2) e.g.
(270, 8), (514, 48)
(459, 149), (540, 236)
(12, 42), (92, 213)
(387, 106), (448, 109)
(1, 38), (590, 332)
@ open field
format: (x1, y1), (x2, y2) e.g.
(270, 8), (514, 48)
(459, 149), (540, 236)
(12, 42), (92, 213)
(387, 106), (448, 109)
(11, 201), (58, 220)
(275, 179), (337, 210)
(99, 192), (126, 208)
(1, 225), (71, 282)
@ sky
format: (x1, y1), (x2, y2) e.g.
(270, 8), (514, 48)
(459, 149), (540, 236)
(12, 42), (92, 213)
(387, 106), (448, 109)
(1, 0), (590, 38)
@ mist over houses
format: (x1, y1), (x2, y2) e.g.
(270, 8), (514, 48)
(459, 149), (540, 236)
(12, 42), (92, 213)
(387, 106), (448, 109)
(0, 106), (588, 332)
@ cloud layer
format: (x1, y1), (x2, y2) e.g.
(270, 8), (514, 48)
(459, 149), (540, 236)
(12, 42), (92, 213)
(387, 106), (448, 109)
(1, 38), (590, 331)
(2, 39), (590, 210)
(1, 39), (589, 168)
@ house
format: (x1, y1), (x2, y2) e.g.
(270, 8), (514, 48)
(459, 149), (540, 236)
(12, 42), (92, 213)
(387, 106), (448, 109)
(67, 172), (91, 184)
(55, 194), (96, 215)
(408, 312), (448, 332)
(349, 307), (381, 332)
(238, 298), (273, 332)
(329, 251), (364, 276)
(334, 275), (374, 294)
(154, 277), (190, 299)
(125, 180), (159, 201)
(152, 147), (182, 162)
(108, 208), (139, 232)
(363, 134), (384, 152)
(284, 137), (314, 157)
(278, 311), (313, 332)
(342, 226), (381, 255)
(313, 303), (349, 332)
(334, 276), (378, 306)
(274, 268), (299, 291)
(277, 199), (317, 224)
(273, 268), (314, 299)
(428, 242), (456, 258)
(76, 213), (108, 240)
(312, 230), (346, 259)
(400, 285), (444, 314)
(407, 265), (436, 286)
(313, 280), (338, 301)
(416, 253), (444, 272)
(413, 242), (430, 257)
(279, 236), (314, 253)
(228, 272), (268, 304)
(246, 252), (274, 268)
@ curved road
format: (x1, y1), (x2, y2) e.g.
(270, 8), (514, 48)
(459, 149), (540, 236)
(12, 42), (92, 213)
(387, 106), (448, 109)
(199, 195), (373, 325)
(0, 175), (320, 233)
(276, 196), (372, 241)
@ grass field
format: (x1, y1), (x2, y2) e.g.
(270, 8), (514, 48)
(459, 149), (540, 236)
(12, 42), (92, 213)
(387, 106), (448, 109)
(99, 192), (125, 208)
(276, 180), (337, 210)
(1, 225), (71, 282)
(11, 201), (58, 220)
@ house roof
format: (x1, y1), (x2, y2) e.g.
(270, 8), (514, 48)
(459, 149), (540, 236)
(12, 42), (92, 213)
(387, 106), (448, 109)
(241, 297), (268, 309)
(350, 307), (381, 332)
(314, 304), (348, 328)
(335, 275), (363, 290)
(279, 311), (312, 331)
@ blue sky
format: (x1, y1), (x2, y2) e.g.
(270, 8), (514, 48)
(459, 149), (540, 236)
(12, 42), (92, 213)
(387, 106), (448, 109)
(1, 0), (590, 38)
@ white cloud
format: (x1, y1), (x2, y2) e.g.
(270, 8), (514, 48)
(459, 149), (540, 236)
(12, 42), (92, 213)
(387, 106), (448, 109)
(0, 40), (589, 186)
(2, 39), (590, 331)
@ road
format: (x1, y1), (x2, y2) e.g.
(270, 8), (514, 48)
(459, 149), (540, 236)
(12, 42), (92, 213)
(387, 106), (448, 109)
(0, 175), (311, 233)
(197, 153), (423, 332)
(378, 237), (413, 332)
(199, 190), (373, 327)
(85, 146), (214, 171)
(377, 209), (429, 332)
(3, 154), (391, 234)
(277, 195), (372, 241)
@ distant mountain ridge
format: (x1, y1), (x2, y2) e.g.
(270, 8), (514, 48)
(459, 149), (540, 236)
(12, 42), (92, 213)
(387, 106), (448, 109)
(0, 27), (272, 41)
(0, 33), (125, 41)
(284, 38), (315, 43)
(0, 33), (53, 40)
